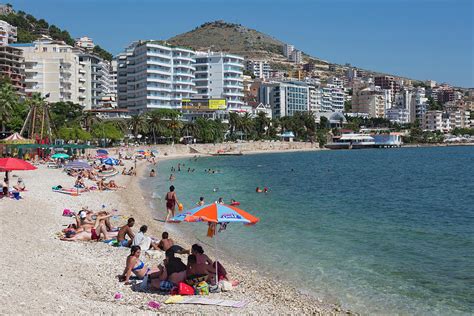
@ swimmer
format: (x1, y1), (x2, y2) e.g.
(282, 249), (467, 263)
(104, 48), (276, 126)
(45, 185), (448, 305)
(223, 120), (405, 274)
(169, 174), (176, 182)
(196, 197), (205, 206)
(213, 187), (219, 192)
(256, 187), (263, 193)
(217, 197), (224, 205)
(264, 187), (269, 193)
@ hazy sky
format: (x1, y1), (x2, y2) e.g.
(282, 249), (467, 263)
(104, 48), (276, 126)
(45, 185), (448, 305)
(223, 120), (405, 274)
(8, 0), (474, 87)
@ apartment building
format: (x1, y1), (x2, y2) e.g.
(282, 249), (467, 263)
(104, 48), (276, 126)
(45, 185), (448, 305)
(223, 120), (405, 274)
(259, 81), (309, 118)
(375, 76), (400, 102)
(194, 51), (244, 111)
(78, 53), (109, 110)
(117, 41), (196, 113)
(245, 60), (271, 79)
(386, 107), (410, 124)
(15, 37), (81, 103)
(352, 87), (386, 118)
(309, 86), (321, 113)
(0, 20), (17, 46)
(0, 45), (24, 93)
(75, 36), (95, 50)
(321, 84), (344, 112)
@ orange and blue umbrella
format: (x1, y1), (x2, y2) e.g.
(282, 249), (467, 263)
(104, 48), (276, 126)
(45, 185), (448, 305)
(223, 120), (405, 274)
(172, 203), (259, 225)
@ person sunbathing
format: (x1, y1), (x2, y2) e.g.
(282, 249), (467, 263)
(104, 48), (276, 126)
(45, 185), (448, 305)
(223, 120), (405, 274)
(94, 211), (116, 240)
(186, 254), (217, 285)
(97, 178), (107, 191)
(117, 218), (135, 247)
(150, 249), (187, 289)
(153, 232), (189, 254)
(13, 178), (25, 191)
(105, 180), (123, 190)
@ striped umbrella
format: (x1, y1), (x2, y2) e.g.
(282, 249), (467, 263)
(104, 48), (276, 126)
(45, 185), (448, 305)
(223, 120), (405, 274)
(172, 203), (259, 282)
(64, 160), (92, 170)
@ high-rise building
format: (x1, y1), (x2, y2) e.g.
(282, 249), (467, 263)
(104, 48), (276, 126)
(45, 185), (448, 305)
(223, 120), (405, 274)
(309, 86), (321, 113)
(290, 49), (302, 64)
(194, 51), (244, 111)
(352, 87), (386, 118)
(283, 44), (294, 58)
(375, 76), (400, 102)
(15, 37), (81, 103)
(117, 41), (196, 113)
(0, 20), (17, 46)
(245, 60), (271, 79)
(0, 45), (24, 93)
(259, 81), (309, 118)
(78, 52), (109, 110)
(321, 84), (345, 112)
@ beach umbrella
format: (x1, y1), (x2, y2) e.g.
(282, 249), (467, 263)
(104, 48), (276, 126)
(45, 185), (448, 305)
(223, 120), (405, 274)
(97, 149), (109, 155)
(0, 158), (37, 182)
(51, 153), (69, 159)
(102, 157), (119, 165)
(172, 203), (259, 282)
(64, 160), (92, 170)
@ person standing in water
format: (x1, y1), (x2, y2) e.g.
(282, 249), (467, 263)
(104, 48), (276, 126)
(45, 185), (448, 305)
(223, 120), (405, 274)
(165, 185), (180, 222)
(196, 197), (205, 206)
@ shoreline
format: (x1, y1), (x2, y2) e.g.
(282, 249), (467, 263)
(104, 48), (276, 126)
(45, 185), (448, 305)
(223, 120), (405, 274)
(0, 145), (348, 314)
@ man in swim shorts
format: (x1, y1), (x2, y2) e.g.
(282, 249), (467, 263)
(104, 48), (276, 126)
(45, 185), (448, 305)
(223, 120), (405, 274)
(154, 232), (189, 254)
(117, 218), (135, 247)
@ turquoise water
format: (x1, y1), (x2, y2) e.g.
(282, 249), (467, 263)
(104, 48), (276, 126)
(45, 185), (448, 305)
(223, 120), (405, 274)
(146, 146), (474, 314)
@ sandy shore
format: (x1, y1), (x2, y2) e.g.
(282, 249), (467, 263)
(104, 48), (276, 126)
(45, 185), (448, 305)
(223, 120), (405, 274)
(0, 148), (348, 314)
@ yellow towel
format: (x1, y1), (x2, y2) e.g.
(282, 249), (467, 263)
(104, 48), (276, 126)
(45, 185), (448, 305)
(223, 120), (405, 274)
(165, 295), (184, 304)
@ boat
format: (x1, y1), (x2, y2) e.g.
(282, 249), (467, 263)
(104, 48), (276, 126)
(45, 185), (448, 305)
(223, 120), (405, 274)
(325, 134), (376, 150)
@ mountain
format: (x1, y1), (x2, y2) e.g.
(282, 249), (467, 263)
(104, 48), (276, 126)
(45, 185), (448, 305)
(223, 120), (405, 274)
(168, 20), (417, 82)
(0, 7), (112, 61)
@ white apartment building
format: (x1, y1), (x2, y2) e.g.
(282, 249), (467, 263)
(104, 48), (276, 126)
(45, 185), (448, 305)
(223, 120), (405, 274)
(321, 84), (344, 112)
(245, 60), (271, 79)
(309, 86), (322, 113)
(412, 87), (428, 121)
(117, 41), (196, 113)
(290, 49), (302, 64)
(75, 36), (95, 50)
(259, 81), (309, 118)
(17, 37), (81, 103)
(422, 111), (444, 131)
(109, 59), (117, 96)
(0, 20), (16, 46)
(283, 44), (294, 58)
(194, 51), (244, 111)
(78, 53), (109, 110)
(386, 108), (410, 124)
(327, 76), (344, 89)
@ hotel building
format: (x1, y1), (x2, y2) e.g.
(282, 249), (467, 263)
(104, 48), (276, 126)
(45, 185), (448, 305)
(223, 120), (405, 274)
(117, 41), (196, 113)
(194, 51), (244, 111)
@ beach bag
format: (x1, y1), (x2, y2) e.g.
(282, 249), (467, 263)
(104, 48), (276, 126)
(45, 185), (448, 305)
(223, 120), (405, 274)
(62, 209), (74, 217)
(195, 281), (209, 295)
(177, 282), (194, 295)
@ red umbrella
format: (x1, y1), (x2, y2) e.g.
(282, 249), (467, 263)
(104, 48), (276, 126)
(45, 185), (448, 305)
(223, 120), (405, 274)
(0, 158), (37, 171)
(0, 158), (37, 182)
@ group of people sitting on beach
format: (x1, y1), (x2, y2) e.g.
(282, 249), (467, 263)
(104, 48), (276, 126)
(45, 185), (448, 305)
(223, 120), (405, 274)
(119, 241), (231, 291)
(1, 177), (26, 198)
(122, 167), (137, 176)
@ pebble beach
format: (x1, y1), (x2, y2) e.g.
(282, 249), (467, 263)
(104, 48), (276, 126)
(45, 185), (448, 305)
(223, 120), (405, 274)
(0, 147), (348, 314)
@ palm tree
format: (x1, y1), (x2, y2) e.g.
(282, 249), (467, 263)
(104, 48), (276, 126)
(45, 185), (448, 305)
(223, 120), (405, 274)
(255, 111), (270, 138)
(228, 112), (240, 138)
(82, 111), (101, 132)
(148, 110), (166, 144)
(239, 112), (254, 140)
(0, 82), (19, 132)
(128, 114), (148, 139)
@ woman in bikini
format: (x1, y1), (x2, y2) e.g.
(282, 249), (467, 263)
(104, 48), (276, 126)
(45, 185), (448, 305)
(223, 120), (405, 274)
(119, 246), (159, 284)
(165, 185), (180, 222)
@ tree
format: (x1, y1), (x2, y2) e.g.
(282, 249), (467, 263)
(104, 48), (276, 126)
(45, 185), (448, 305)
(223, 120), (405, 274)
(0, 82), (19, 131)
(82, 111), (101, 132)
(238, 112), (255, 139)
(344, 100), (352, 112)
(93, 45), (113, 61)
(91, 122), (123, 144)
(128, 114), (148, 138)
(50, 101), (84, 129)
(228, 112), (240, 139)
(255, 111), (270, 138)
(427, 96), (442, 111)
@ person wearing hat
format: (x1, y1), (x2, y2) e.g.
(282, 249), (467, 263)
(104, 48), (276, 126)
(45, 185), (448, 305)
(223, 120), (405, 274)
(13, 178), (26, 191)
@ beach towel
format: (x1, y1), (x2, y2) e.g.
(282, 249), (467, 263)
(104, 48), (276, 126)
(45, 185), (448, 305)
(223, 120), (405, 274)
(165, 296), (248, 308)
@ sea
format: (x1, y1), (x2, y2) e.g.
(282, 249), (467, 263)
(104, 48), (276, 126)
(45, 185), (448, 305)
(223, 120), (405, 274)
(142, 146), (474, 314)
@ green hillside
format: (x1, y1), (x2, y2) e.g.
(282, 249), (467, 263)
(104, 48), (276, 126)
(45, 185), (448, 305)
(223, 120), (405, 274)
(0, 8), (112, 61)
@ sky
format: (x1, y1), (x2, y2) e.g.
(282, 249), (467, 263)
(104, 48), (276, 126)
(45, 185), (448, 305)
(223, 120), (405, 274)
(7, 0), (474, 87)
